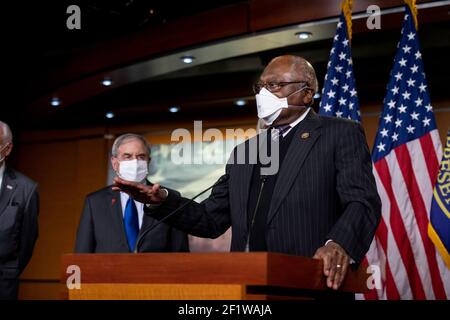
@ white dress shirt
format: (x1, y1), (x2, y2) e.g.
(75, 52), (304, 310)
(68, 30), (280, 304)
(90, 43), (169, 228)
(281, 107), (311, 137)
(120, 192), (144, 229)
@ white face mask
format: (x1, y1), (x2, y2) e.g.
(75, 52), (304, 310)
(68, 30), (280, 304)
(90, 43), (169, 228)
(255, 86), (308, 125)
(117, 159), (148, 182)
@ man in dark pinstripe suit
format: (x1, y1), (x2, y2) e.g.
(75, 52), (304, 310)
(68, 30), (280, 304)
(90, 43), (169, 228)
(114, 55), (381, 292)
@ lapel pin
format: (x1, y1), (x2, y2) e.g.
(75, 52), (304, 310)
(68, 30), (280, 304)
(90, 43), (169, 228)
(6, 185), (13, 190)
(301, 132), (310, 139)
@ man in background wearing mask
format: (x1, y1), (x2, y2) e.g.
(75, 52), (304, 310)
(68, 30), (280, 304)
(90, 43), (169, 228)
(75, 133), (189, 253)
(113, 56), (381, 296)
(0, 121), (39, 300)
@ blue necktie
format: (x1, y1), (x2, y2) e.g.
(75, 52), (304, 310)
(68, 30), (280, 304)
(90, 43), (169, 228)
(124, 197), (139, 251)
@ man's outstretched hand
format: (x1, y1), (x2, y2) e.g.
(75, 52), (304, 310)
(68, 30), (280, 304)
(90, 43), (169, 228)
(112, 177), (168, 204)
(313, 241), (350, 290)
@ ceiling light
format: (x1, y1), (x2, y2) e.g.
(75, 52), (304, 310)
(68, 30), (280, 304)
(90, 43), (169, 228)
(50, 97), (61, 107)
(234, 99), (247, 106)
(102, 78), (113, 86)
(169, 106), (180, 113)
(295, 32), (312, 40)
(180, 56), (195, 64)
(105, 112), (114, 119)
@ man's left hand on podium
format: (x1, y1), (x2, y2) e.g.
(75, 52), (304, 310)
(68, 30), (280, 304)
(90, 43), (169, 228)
(313, 241), (350, 290)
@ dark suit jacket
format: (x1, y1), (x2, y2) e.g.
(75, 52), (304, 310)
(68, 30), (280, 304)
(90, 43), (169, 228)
(74, 186), (189, 253)
(148, 110), (381, 263)
(0, 167), (39, 300)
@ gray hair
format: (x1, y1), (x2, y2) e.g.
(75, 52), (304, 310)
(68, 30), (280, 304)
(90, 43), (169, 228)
(111, 133), (151, 158)
(0, 121), (13, 144)
(291, 56), (319, 93)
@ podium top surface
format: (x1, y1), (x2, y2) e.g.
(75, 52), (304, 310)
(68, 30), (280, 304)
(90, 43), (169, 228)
(61, 252), (368, 293)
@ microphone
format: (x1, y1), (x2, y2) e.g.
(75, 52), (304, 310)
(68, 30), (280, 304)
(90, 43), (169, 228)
(244, 175), (267, 252)
(134, 173), (230, 253)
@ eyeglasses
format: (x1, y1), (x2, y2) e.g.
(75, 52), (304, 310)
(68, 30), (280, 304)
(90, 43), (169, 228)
(253, 81), (307, 94)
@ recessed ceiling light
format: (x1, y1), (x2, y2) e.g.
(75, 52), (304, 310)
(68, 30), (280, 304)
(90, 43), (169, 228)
(50, 97), (61, 107)
(234, 99), (247, 106)
(105, 111), (114, 119)
(295, 31), (312, 40)
(169, 106), (180, 113)
(314, 93), (321, 99)
(180, 56), (195, 64)
(102, 78), (113, 86)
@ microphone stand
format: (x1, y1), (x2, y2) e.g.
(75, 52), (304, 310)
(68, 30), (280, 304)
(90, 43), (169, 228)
(134, 174), (229, 253)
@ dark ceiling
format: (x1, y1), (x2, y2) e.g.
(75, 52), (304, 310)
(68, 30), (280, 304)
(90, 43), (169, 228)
(3, 0), (245, 128)
(2, 0), (449, 133)
(46, 19), (449, 129)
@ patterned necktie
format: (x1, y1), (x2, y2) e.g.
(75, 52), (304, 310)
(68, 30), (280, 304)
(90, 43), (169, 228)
(271, 124), (291, 141)
(124, 197), (139, 251)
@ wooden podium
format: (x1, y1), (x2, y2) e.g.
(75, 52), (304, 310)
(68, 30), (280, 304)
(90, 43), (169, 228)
(60, 252), (369, 300)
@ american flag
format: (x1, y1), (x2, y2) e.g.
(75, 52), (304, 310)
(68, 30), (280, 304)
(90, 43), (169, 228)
(366, 5), (450, 299)
(319, 12), (360, 121)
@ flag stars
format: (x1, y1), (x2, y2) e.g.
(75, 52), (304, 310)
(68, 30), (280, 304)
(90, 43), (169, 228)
(410, 64), (419, 73)
(407, 32), (415, 40)
(334, 34), (339, 41)
(335, 111), (343, 118)
(402, 45), (411, 54)
(377, 142), (386, 152)
(323, 103), (332, 112)
(327, 90), (336, 99)
(419, 83), (427, 92)
(406, 78), (415, 87)
(331, 77), (339, 86)
(339, 52), (347, 60)
(350, 88), (357, 97)
(398, 58), (407, 67)
(338, 97), (347, 106)
(395, 119), (403, 128)
(349, 102), (354, 110)
(402, 91), (411, 100)
(380, 128), (389, 137)
(394, 72), (403, 81)
(335, 65), (343, 73)
(415, 51), (422, 59)
(342, 84), (349, 92)
(337, 21), (343, 28)
(410, 112), (419, 120)
(347, 58), (353, 65)
(391, 86), (400, 95)
(392, 132), (399, 141)
(387, 100), (396, 109)
(399, 104), (407, 113)
(406, 125), (416, 134)
(384, 114), (393, 123)
(422, 117), (431, 126)
(342, 39), (349, 47)
(414, 97), (423, 107)
(346, 71), (352, 78)
(425, 104), (433, 112)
